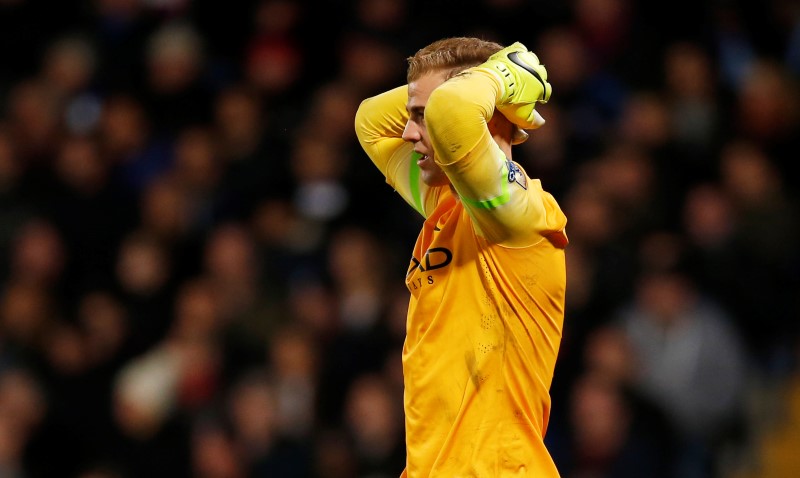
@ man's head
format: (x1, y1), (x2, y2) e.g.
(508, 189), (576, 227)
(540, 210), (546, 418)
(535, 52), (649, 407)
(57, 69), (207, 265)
(406, 37), (503, 84)
(401, 37), (505, 186)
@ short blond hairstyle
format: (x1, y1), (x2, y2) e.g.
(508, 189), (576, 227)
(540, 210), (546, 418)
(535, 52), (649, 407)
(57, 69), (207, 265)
(406, 37), (504, 82)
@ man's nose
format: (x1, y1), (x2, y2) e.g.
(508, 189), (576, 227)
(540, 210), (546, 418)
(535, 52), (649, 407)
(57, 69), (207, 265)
(402, 122), (419, 142)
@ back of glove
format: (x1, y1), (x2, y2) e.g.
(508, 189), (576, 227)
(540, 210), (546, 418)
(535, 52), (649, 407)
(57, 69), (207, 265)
(473, 41), (552, 130)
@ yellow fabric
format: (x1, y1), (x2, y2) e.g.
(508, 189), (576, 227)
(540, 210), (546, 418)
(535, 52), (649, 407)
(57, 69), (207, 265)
(355, 72), (568, 477)
(426, 69), (567, 247)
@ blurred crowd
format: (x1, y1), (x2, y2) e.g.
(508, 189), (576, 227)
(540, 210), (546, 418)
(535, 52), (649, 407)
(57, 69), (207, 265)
(0, 0), (798, 477)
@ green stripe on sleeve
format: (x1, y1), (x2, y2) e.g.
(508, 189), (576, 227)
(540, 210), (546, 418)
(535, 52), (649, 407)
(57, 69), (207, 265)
(459, 170), (511, 209)
(409, 153), (423, 215)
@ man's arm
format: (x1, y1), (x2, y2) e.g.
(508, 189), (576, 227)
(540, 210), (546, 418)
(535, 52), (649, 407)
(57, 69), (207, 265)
(354, 85), (440, 217)
(425, 62), (566, 247)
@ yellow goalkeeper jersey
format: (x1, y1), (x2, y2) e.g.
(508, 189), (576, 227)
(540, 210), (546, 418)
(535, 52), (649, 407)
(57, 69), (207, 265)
(355, 71), (567, 477)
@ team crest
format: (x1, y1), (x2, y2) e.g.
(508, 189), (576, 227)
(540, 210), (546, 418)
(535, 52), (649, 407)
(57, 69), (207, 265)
(505, 159), (527, 189)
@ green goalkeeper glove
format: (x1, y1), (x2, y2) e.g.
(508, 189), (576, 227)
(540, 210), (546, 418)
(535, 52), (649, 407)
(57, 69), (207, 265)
(475, 42), (552, 129)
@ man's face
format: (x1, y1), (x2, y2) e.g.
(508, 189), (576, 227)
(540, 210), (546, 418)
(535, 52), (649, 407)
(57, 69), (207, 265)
(402, 71), (449, 187)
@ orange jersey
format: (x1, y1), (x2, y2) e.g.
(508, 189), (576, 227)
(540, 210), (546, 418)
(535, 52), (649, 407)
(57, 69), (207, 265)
(355, 71), (567, 477)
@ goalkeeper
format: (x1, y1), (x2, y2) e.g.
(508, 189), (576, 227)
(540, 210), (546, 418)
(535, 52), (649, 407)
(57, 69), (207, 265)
(355, 37), (568, 477)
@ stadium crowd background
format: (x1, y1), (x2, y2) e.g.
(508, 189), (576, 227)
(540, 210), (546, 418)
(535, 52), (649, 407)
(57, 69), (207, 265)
(0, 0), (798, 477)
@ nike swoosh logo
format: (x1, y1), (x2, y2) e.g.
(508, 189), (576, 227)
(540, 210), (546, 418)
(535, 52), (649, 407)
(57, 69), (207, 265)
(507, 51), (547, 95)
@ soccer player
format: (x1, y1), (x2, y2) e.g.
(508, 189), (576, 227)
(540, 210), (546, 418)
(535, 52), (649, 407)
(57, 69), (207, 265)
(354, 37), (568, 477)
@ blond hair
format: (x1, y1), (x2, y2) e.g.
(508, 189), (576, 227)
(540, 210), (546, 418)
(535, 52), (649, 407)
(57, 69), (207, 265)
(406, 37), (504, 82)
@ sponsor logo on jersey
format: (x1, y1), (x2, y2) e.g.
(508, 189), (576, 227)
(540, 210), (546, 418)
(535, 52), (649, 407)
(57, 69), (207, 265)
(407, 247), (452, 276)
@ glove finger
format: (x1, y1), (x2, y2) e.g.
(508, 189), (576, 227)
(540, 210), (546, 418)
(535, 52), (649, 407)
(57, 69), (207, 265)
(512, 127), (529, 145)
(532, 110), (546, 128)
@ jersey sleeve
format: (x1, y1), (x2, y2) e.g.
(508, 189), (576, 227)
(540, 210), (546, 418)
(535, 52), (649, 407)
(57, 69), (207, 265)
(425, 69), (568, 248)
(354, 85), (442, 218)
